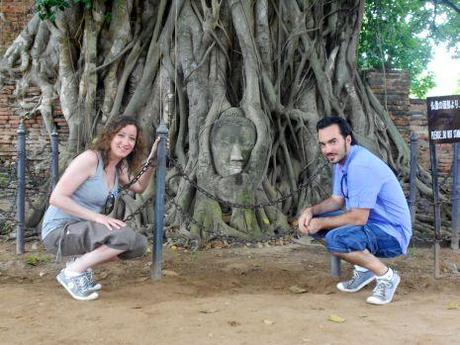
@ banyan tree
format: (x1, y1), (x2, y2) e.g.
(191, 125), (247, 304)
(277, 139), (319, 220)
(0, 0), (439, 243)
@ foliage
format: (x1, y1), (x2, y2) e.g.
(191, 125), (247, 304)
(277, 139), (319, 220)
(35, 0), (91, 22)
(0, 174), (8, 188)
(455, 79), (460, 95)
(25, 254), (51, 266)
(104, 11), (112, 24)
(0, 221), (14, 236)
(359, 0), (460, 98)
(412, 72), (436, 99)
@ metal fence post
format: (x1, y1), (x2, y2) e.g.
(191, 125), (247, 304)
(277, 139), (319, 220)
(16, 120), (26, 255)
(152, 123), (168, 280)
(330, 256), (341, 278)
(451, 143), (460, 250)
(408, 132), (418, 225)
(329, 164), (341, 277)
(429, 141), (441, 279)
(50, 128), (59, 190)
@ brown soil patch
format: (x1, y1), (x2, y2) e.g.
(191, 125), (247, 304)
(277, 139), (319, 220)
(1, 240), (460, 345)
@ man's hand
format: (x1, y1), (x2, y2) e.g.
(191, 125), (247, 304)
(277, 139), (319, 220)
(305, 218), (323, 234)
(298, 208), (313, 234)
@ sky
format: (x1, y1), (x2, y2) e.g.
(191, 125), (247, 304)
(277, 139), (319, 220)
(426, 44), (460, 97)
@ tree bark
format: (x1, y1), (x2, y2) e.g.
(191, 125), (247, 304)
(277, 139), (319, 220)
(1, 0), (439, 242)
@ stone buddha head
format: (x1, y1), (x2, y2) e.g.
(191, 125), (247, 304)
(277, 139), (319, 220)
(210, 107), (257, 177)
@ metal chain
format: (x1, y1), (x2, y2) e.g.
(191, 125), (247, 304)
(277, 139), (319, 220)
(7, 148), (452, 244)
(1, 155), (156, 226)
(0, 186), (18, 227)
(119, 158), (156, 193)
(167, 158), (455, 244)
(0, 161), (17, 189)
(168, 157), (329, 210)
(412, 233), (451, 244)
(0, 162), (18, 226)
(163, 158), (329, 241)
(114, 158), (157, 221)
(166, 190), (205, 233)
(166, 190), (245, 243)
(119, 155), (327, 226)
(439, 174), (452, 191)
(123, 194), (155, 222)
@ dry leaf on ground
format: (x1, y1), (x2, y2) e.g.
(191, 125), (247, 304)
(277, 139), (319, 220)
(328, 314), (345, 323)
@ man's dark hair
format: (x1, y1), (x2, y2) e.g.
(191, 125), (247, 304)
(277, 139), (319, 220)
(316, 116), (357, 145)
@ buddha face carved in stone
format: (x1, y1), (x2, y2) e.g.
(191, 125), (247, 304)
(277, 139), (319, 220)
(211, 108), (257, 177)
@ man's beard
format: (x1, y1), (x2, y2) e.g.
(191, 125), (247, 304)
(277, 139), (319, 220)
(336, 142), (349, 165)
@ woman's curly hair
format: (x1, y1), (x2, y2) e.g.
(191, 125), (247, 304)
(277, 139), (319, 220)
(91, 116), (147, 174)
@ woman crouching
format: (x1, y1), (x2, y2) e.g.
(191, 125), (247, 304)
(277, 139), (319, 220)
(41, 116), (160, 301)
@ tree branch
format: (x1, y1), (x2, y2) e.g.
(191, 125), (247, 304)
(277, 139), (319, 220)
(435, 0), (460, 13)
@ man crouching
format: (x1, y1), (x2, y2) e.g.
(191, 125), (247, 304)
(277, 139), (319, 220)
(298, 116), (412, 305)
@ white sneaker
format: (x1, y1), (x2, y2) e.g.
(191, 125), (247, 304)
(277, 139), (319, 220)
(366, 271), (401, 305)
(84, 269), (102, 292)
(66, 258), (102, 292)
(337, 269), (375, 293)
(56, 269), (99, 301)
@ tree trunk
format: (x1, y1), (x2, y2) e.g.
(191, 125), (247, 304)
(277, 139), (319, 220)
(1, 0), (434, 242)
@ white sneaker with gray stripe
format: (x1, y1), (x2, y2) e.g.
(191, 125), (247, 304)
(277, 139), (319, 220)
(366, 271), (401, 305)
(66, 258), (102, 292)
(84, 269), (102, 292)
(56, 269), (99, 301)
(336, 269), (376, 293)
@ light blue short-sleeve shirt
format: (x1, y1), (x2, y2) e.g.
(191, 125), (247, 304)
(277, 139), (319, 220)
(332, 145), (412, 254)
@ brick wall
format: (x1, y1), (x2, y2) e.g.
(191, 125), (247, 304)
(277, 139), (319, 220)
(1, 1), (68, 171)
(0, 81), (68, 169)
(365, 70), (411, 140)
(365, 70), (453, 176)
(0, 0), (35, 56)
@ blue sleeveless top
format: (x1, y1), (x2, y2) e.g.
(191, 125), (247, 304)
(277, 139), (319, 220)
(41, 152), (119, 239)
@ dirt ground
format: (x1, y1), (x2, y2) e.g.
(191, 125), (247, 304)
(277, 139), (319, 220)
(1, 238), (460, 345)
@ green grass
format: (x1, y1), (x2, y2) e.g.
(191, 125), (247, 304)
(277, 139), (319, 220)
(0, 174), (9, 188)
(25, 254), (51, 266)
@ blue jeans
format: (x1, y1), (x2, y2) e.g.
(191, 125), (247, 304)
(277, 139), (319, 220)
(312, 211), (403, 258)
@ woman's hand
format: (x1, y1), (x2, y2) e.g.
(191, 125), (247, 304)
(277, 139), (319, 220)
(93, 214), (126, 231)
(146, 137), (170, 164)
(120, 137), (170, 194)
(146, 137), (161, 164)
